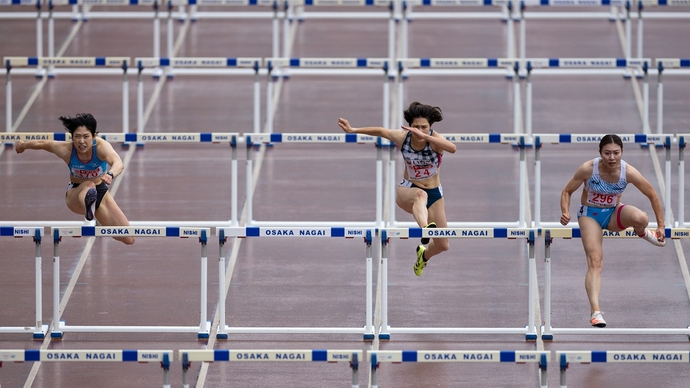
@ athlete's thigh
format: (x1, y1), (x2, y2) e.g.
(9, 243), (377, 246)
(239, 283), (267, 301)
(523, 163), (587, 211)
(578, 216), (604, 261)
(427, 197), (447, 227)
(609, 204), (643, 231)
(396, 186), (421, 213)
(95, 193), (130, 226)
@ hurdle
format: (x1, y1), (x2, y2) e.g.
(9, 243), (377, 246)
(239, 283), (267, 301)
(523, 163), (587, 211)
(49, 226), (212, 339)
(524, 58), (651, 138)
(3, 56), (130, 134)
(285, 0), (396, 62)
(0, 0), (45, 76)
(215, 227), (376, 340)
(245, 133), (386, 227)
(378, 227), (539, 341)
(517, 0), (632, 63)
(0, 227), (49, 339)
(630, 1), (690, 60)
(264, 57), (390, 133)
(180, 349), (362, 388)
(673, 133), (690, 227)
(183, 0), (283, 57)
(402, 0), (515, 60)
(369, 350), (549, 388)
(0, 131), (243, 227)
(541, 227), (690, 339)
(558, 350), (690, 388)
(532, 133), (671, 228)
(390, 59), (526, 228)
(0, 349), (173, 388)
(655, 58), (690, 135)
(135, 57), (262, 134)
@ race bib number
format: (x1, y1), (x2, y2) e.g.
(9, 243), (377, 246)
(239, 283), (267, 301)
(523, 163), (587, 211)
(589, 193), (616, 206)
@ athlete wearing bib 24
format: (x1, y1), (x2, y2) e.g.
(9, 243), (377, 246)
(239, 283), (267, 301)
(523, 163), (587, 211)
(14, 113), (135, 245)
(338, 102), (457, 276)
(560, 134), (665, 328)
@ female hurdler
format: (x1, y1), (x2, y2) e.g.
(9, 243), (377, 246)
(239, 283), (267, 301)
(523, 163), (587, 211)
(15, 113), (135, 245)
(560, 134), (665, 327)
(338, 101), (457, 276)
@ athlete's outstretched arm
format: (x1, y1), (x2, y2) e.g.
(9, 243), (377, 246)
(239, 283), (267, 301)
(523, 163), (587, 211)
(338, 118), (406, 147)
(15, 140), (70, 161)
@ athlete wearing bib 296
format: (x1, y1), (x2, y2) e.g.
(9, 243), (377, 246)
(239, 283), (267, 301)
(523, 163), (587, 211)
(560, 134), (665, 329)
(66, 139), (110, 211)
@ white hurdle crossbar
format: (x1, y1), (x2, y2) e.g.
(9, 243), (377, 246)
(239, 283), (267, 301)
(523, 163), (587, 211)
(558, 350), (690, 388)
(524, 58), (651, 138)
(135, 57), (262, 134)
(632, 2), (690, 59)
(378, 228), (539, 341)
(369, 350), (549, 388)
(49, 226), (212, 339)
(4, 56), (130, 133)
(245, 132), (386, 227)
(390, 133), (529, 228)
(0, 227), (49, 339)
(0, 349), (173, 388)
(532, 133), (671, 228)
(215, 227), (376, 340)
(541, 227), (690, 339)
(180, 349), (362, 388)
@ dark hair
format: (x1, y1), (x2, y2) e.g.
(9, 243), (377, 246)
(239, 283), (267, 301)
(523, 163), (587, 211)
(403, 101), (443, 126)
(58, 113), (98, 136)
(599, 134), (623, 153)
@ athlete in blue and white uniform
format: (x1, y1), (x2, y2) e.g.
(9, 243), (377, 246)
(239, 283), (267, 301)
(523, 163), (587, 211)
(338, 101), (457, 276)
(560, 134), (665, 328)
(15, 113), (134, 245)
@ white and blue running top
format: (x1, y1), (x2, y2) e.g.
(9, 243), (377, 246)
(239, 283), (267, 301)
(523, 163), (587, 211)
(584, 157), (627, 207)
(400, 130), (442, 181)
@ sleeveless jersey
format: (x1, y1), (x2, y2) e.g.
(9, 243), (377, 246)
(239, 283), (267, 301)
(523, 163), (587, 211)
(68, 140), (108, 180)
(400, 131), (442, 181)
(584, 157), (627, 207)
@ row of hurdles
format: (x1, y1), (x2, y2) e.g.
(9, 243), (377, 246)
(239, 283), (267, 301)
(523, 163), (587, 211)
(3, 131), (690, 229)
(2, 0), (687, 68)
(4, 56), (689, 140)
(3, 226), (690, 341)
(3, 348), (690, 387)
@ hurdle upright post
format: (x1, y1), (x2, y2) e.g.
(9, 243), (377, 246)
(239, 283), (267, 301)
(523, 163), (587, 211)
(679, 136), (686, 227)
(216, 228), (228, 339)
(5, 58), (11, 133)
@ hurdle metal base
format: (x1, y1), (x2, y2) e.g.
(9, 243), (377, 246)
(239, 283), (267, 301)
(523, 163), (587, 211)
(50, 320), (211, 339)
(218, 325), (375, 340)
(379, 326), (538, 341)
(542, 326), (690, 340)
(0, 325), (49, 339)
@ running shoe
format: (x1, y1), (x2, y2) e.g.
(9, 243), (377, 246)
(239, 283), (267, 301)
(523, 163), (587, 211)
(84, 188), (97, 221)
(414, 245), (427, 276)
(421, 222), (436, 244)
(640, 230), (666, 247)
(590, 311), (606, 328)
